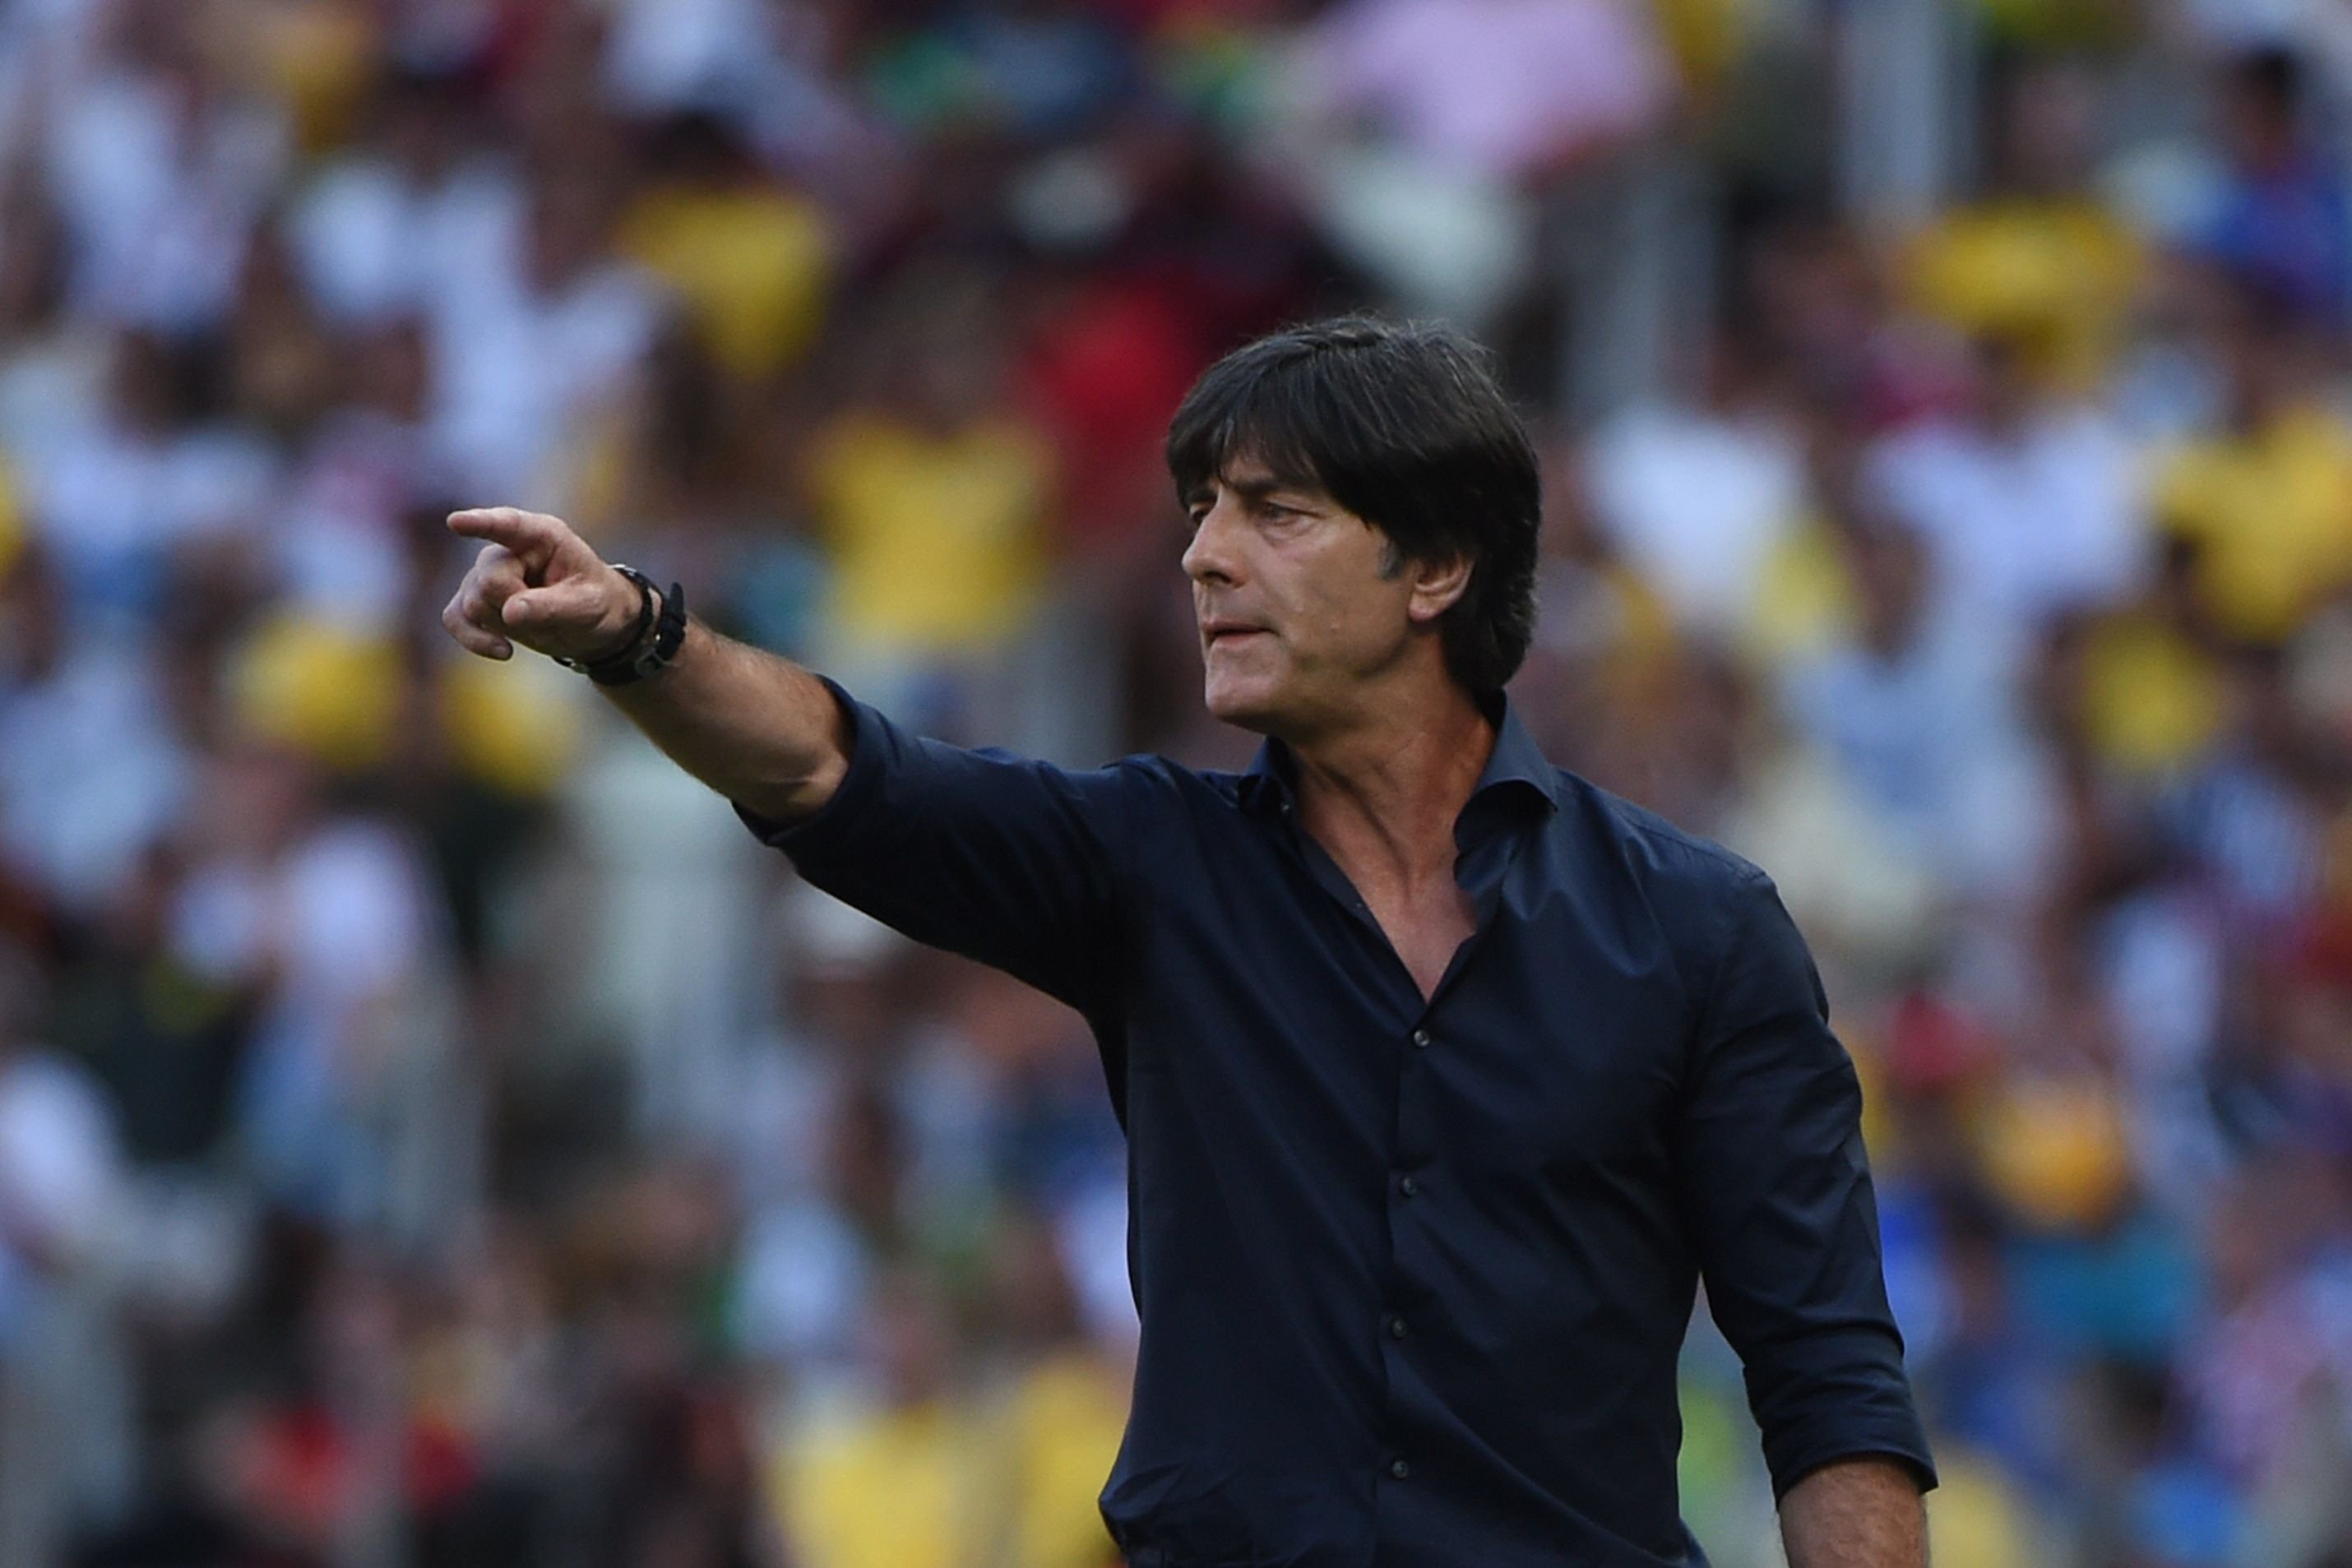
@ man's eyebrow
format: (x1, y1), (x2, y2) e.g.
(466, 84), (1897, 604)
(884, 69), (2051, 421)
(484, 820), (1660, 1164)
(1204, 471), (1322, 504)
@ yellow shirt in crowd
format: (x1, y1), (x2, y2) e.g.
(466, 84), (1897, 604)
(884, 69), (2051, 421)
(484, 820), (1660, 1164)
(808, 414), (1053, 661)
(1906, 197), (2145, 394)
(780, 1400), (979, 1568)
(773, 1350), (1128, 1568)
(620, 187), (833, 381)
(0, 455), (22, 574)
(2154, 405), (2352, 645)
(2077, 610), (2226, 777)
(229, 615), (583, 793)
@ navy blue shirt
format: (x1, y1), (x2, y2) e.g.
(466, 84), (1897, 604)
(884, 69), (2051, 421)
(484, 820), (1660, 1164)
(737, 684), (1935, 1568)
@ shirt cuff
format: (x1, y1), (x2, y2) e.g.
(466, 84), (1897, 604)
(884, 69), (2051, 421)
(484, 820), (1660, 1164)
(1766, 1420), (1939, 1501)
(729, 676), (882, 858)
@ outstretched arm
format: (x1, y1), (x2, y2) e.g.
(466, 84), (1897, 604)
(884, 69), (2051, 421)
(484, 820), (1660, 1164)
(441, 505), (1136, 1015)
(441, 506), (848, 822)
(1780, 1458), (1928, 1568)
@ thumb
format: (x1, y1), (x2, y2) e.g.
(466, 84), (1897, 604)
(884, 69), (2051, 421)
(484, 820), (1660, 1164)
(500, 579), (609, 628)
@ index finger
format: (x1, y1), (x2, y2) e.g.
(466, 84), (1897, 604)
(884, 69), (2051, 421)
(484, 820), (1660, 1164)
(447, 507), (561, 566)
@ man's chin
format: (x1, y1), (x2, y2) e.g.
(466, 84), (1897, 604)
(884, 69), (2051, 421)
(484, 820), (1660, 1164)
(1201, 679), (1284, 734)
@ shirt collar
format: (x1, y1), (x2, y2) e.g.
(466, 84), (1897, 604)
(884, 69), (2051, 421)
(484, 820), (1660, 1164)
(1237, 695), (1562, 830)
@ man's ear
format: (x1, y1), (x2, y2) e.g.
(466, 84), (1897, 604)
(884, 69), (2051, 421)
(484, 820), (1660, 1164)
(1405, 555), (1472, 627)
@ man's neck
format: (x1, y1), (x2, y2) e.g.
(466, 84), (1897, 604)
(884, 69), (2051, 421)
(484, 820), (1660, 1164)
(1283, 678), (1497, 886)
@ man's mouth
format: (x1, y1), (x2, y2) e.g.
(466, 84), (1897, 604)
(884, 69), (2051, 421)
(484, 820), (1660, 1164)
(1202, 622), (1266, 646)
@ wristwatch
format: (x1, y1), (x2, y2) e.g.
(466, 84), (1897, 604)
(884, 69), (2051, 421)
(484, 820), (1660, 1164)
(554, 564), (689, 687)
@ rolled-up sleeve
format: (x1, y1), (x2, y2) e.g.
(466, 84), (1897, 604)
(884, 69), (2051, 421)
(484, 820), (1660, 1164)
(733, 679), (1140, 1020)
(1673, 867), (1937, 1501)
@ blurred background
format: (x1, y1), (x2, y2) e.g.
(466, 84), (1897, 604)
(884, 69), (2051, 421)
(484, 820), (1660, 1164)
(2, 0), (2351, 1565)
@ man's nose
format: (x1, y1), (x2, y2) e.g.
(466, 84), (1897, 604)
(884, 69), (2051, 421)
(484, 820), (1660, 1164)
(1182, 500), (1240, 587)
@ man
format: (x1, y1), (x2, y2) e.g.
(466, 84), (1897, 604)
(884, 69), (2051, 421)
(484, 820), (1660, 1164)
(442, 317), (1935, 1566)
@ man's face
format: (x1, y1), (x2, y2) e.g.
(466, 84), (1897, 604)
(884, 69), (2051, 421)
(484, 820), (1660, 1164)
(1180, 460), (1426, 737)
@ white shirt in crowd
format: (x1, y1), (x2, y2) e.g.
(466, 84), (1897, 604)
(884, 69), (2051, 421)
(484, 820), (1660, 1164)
(1586, 400), (1808, 636)
(1864, 404), (2146, 641)
(43, 67), (287, 331)
(286, 153), (525, 328)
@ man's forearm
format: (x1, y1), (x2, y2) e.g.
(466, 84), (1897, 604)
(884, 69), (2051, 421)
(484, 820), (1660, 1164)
(602, 611), (850, 822)
(1779, 1458), (1927, 1568)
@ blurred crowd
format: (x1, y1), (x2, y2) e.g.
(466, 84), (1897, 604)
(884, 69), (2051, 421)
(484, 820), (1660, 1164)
(3, 0), (2352, 1566)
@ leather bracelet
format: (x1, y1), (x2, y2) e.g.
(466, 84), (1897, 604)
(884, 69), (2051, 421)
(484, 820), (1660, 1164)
(555, 565), (688, 687)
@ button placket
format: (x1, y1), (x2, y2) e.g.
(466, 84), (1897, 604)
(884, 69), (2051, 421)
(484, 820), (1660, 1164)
(1384, 1012), (1431, 1509)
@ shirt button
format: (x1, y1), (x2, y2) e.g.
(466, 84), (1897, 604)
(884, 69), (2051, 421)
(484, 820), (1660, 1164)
(1389, 1458), (1410, 1480)
(1387, 1315), (1408, 1339)
(1398, 1175), (1420, 1197)
(1410, 1028), (1431, 1048)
